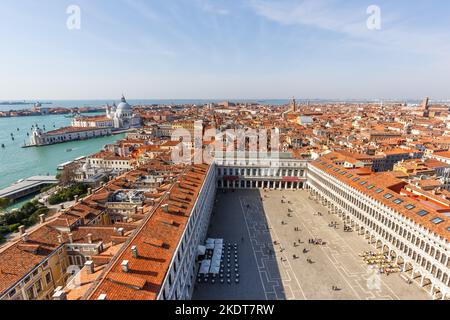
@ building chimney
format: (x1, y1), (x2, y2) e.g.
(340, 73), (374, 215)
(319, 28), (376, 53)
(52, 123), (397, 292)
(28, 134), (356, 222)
(162, 204), (169, 213)
(97, 294), (107, 300)
(84, 260), (94, 274)
(74, 195), (79, 203)
(22, 232), (29, 242)
(88, 188), (92, 195)
(121, 260), (129, 273)
(18, 225), (25, 235)
(68, 233), (74, 244)
(131, 245), (138, 258)
(57, 234), (64, 244)
(54, 286), (63, 293)
(39, 214), (45, 224)
(52, 290), (67, 301)
(86, 233), (93, 244)
(117, 228), (124, 236)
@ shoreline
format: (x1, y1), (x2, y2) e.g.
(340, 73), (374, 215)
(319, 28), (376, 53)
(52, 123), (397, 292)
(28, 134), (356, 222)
(21, 128), (134, 148)
(0, 108), (106, 118)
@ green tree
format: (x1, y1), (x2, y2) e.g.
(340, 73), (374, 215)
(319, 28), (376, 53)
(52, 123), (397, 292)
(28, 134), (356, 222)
(0, 198), (11, 210)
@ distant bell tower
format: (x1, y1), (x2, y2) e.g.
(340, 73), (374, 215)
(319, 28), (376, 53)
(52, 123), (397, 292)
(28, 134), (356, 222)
(292, 97), (297, 112)
(422, 97), (430, 117)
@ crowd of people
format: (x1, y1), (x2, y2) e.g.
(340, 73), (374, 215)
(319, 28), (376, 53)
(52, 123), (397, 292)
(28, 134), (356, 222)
(360, 251), (402, 275)
(309, 238), (326, 245)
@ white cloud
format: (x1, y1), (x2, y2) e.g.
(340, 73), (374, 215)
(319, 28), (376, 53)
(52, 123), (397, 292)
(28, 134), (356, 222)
(196, 0), (230, 15)
(248, 0), (450, 58)
(123, 0), (161, 22)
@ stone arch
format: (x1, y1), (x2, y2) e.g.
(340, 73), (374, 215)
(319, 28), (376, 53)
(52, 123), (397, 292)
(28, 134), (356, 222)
(431, 285), (442, 300)
(390, 250), (397, 260)
(404, 261), (414, 274)
(376, 239), (383, 249)
(412, 269), (423, 282)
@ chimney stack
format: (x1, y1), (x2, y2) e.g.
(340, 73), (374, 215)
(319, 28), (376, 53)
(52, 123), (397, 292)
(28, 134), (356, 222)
(74, 195), (79, 203)
(88, 188), (92, 195)
(18, 225), (25, 235)
(162, 204), (169, 213)
(131, 245), (138, 258)
(22, 232), (29, 242)
(57, 234), (63, 244)
(121, 260), (129, 273)
(86, 233), (93, 244)
(117, 228), (124, 236)
(68, 233), (74, 244)
(52, 290), (67, 301)
(84, 260), (94, 274)
(39, 214), (45, 224)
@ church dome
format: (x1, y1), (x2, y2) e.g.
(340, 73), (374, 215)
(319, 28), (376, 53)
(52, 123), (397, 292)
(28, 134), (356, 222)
(116, 95), (132, 114)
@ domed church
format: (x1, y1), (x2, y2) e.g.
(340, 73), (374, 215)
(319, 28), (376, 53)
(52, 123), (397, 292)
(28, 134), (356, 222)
(106, 95), (141, 129)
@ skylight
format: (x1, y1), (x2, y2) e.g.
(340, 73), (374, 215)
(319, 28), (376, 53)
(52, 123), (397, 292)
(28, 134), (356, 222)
(417, 210), (429, 217)
(405, 204), (415, 210)
(393, 198), (404, 204)
(367, 185), (375, 189)
(431, 217), (444, 224)
(360, 181), (367, 185)
(375, 188), (383, 193)
(352, 178), (360, 182)
(384, 193), (393, 199)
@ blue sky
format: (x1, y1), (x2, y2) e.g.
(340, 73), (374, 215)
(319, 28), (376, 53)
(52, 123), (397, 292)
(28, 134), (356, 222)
(1, 0), (450, 100)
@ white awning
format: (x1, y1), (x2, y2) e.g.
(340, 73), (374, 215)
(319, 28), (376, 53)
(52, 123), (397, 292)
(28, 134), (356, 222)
(197, 245), (206, 256)
(199, 259), (211, 274)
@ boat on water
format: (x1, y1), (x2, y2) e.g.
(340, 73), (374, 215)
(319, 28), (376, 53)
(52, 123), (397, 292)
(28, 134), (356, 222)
(65, 110), (81, 118)
(66, 148), (73, 152)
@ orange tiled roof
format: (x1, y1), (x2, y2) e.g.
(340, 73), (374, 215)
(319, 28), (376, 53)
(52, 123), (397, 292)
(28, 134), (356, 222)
(87, 164), (210, 300)
(311, 155), (450, 243)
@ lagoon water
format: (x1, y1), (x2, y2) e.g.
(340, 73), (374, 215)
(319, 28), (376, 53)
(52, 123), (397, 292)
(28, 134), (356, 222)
(0, 99), (291, 191)
(0, 99), (291, 112)
(0, 113), (124, 189)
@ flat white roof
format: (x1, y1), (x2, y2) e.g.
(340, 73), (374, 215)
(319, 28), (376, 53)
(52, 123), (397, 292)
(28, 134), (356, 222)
(0, 176), (58, 198)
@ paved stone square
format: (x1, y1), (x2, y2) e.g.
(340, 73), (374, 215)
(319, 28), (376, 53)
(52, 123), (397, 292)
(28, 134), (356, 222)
(192, 189), (430, 300)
